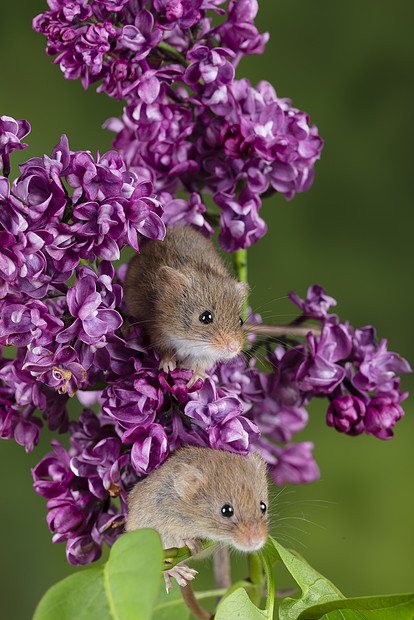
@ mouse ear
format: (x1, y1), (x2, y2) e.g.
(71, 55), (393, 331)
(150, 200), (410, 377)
(172, 463), (203, 498)
(248, 450), (266, 471)
(157, 266), (189, 292)
(237, 281), (250, 299)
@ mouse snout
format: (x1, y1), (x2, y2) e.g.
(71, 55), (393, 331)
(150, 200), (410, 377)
(217, 336), (243, 359)
(232, 520), (268, 552)
(226, 340), (241, 354)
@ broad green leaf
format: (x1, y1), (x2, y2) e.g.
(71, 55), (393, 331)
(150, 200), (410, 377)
(215, 587), (268, 620)
(268, 537), (414, 620)
(33, 567), (110, 620)
(269, 536), (344, 620)
(300, 592), (414, 619)
(33, 529), (164, 620)
(152, 580), (190, 620)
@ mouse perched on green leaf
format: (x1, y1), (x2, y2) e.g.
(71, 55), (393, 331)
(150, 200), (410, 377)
(126, 446), (269, 590)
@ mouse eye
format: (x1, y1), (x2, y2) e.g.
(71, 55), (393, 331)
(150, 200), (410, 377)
(260, 501), (267, 514)
(199, 310), (214, 325)
(239, 317), (243, 326)
(220, 504), (234, 518)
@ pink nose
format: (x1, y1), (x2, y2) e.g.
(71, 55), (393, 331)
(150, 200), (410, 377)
(226, 341), (240, 354)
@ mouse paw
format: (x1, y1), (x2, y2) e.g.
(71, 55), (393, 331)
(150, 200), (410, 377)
(183, 538), (203, 556)
(159, 352), (177, 374)
(186, 371), (206, 389)
(163, 565), (198, 592)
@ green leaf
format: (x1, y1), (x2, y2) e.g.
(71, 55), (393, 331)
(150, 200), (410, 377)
(268, 537), (414, 620)
(268, 536), (344, 620)
(215, 587), (268, 620)
(33, 529), (164, 620)
(152, 580), (190, 620)
(299, 592), (414, 619)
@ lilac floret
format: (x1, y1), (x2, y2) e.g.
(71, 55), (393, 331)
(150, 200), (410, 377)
(0, 300), (64, 347)
(122, 423), (169, 474)
(185, 45), (235, 86)
(289, 284), (337, 320)
(184, 378), (244, 428)
(326, 395), (366, 436)
(365, 396), (404, 440)
(295, 324), (352, 394)
(57, 273), (122, 346)
(260, 440), (320, 486)
(154, 0), (204, 29)
(0, 115), (30, 155)
(119, 10), (162, 58)
(22, 345), (87, 396)
(352, 338), (412, 393)
(209, 411), (260, 455)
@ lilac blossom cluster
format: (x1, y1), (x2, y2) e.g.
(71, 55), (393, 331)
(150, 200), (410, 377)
(33, 0), (323, 252)
(1, 2), (409, 569)
(289, 285), (411, 440)
(1, 122), (410, 565)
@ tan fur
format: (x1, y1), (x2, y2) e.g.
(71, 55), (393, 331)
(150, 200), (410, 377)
(126, 446), (269, 551)
(123, 226), (248, 380)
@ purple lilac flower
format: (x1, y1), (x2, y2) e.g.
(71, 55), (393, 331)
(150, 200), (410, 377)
(184, 378), (244, 427)
(33, 0), (321, 252)
(364, 396), (404, 440)
(213, 0), (269, 59)
(122, 423), (169, 474)
(56, 273), (123, 346)
(0, 300), (64, 348)
(0, 116), (31, 157)
(184, 45), (235, 86)
(22, 345), (87, 397)
(0, 0), (407, 571)
(353, 338), (412, 393)
(101, 377), (160, 430)
(32, 410), (129, 565)
(295, 324), (352, 394)
(160, 191), (214, 237)
(107, 75), (322, 251)
(289, 284), (337, 321)
(0, 115), (31, 177)
(209, 410), (260, 455)
(259, 439), (320, 486)
(326, 395), (366, 436)
(153, 0), (204, 30)
(290, 287), (411, 440)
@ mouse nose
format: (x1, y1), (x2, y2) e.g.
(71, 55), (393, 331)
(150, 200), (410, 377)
(227, 341), (240, 354)
(232, 521), (268, 552)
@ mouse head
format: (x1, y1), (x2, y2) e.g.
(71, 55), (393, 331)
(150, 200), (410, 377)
(155, 266), (249, 365)
(171, 447), (269, 552)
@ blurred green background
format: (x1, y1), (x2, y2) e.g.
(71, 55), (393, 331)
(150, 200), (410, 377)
(1, 1), (413, 618)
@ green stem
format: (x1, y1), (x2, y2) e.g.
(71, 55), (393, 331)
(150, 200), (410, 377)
(163, 540), (216, 569)
(234, 248), (249, 321)
(248, 552), (265, 608)
(157, 40), (188, 65)
(259, 548), (276, 619)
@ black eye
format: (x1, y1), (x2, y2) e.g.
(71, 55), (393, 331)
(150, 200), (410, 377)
(239, 317), (244, 326)
(221, 504), (234, 518)
(260, 501), (267, 514)
(199, 310), (214, 324)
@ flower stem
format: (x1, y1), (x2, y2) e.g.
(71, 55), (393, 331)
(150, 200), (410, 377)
(157, 40), (188, 66)
(234, 248), (248, 321)
(243, 322), (321, 338)
(248, 552), (264, 607)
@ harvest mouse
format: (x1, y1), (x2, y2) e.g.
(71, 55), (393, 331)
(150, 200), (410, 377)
(123, 226), (249, 387)
(125, 446), (269, 590)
